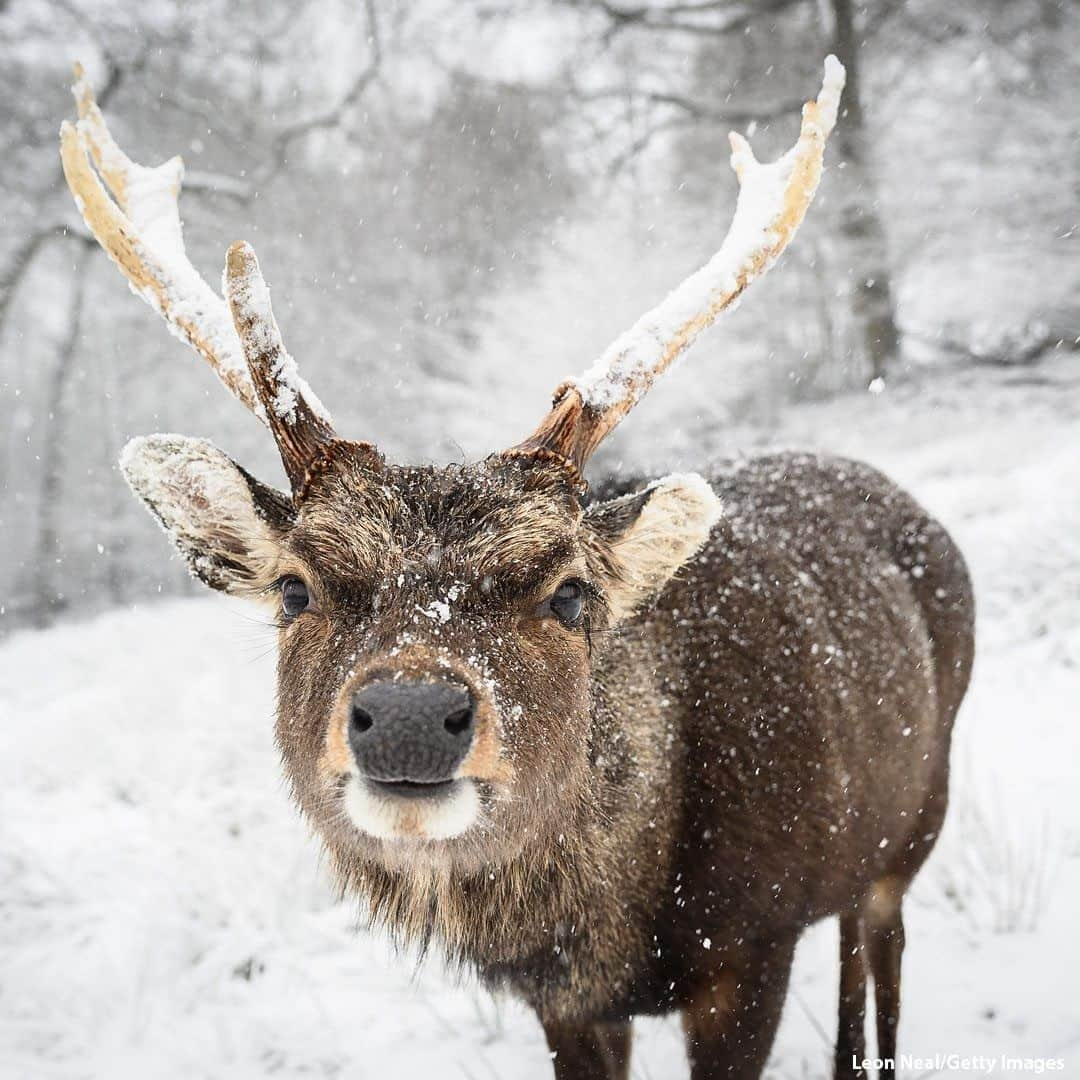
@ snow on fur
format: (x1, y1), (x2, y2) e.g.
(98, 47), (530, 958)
(119, 434), (275, 590)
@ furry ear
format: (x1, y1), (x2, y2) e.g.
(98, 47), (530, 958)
(585, 473), (722, 623)
(120, 434), (293, 593)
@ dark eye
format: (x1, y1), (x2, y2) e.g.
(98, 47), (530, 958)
(548, 579), (586, 627)
(281, 576), (310, 617)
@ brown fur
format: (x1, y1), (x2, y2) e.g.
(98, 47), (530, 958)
(124, 438), (974, 1079)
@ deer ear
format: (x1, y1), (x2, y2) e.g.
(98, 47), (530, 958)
(120, 434), (292, 594)
(585, 473), (722, 623)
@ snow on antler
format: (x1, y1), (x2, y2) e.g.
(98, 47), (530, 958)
(507, 57), (845, 481)
(579, 55), (844, 411)
(60, 65), (255, 411)
(224, 242), (335, 490)
(59, 63), (332, 440)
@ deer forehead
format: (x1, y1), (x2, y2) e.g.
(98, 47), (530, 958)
(286, 463), (582, 586)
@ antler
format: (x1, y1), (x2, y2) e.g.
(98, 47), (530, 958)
(506, 56), (846, 483)
(224, 242), (335, 490)
(60, 63), (335, 496)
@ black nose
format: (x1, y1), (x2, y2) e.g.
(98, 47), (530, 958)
(348, 680), (476, 784)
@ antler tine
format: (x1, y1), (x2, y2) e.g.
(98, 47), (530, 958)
(71, 61), (141, 210)
(60, 65), (257, 413)
(505, 56), (846, 483)
(60, 62), (336, 471)
(224, 242), (335, 493)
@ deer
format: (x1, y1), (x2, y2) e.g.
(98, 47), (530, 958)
(60, 56), (974, 1080)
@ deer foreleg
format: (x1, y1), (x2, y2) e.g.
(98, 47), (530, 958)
(681, 936), (796, 1080)
(541, 1017), (632, 1080)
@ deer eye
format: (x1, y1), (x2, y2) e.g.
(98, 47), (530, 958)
(281, 576), (310, 617)
(547, 579), (586, 627)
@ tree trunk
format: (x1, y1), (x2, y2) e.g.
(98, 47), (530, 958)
(828, 0), (900, 383)
(31, 241), (90, 626)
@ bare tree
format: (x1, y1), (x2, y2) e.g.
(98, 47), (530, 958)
(826, 0), (900, 382)
(31, 237), (93, 625)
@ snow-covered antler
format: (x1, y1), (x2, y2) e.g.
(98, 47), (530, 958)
(224, 242), (335, 491)
(506, 56), (845, 483)
(60, 63), (335, 494)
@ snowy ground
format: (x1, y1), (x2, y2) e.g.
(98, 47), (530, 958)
(2, 358), (1079, 1079)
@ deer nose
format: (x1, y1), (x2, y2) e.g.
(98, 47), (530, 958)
(348, 680), (476, 785)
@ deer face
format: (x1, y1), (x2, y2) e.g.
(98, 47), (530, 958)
(122, 436), (719, 871)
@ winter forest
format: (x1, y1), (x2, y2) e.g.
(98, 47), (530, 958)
(2, 0), (1079, 1078)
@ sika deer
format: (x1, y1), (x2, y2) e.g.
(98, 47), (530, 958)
(61, 57), (974, 1079)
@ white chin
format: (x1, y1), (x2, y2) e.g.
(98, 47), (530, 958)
(343, 777), (480, 842)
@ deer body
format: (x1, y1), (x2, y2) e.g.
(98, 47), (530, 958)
(62, 59), (975, 1078)
(315, 453), (973, 1079)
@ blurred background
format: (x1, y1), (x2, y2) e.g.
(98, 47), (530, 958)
(1, 0), (1077, 633)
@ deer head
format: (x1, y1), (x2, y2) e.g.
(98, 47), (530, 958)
(61, 60), (844, 874)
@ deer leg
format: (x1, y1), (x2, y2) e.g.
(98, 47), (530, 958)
(541, 1018), (632, 1080)
(835, 909), (868, 1079)
(601, 1021), (632, 1079)
(863, 877), (906, 1079)
(681, 936), (796, 1080)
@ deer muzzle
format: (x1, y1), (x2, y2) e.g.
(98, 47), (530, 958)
(347, 679), (476, 792)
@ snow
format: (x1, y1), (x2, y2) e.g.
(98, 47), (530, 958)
(118, 433), (234, 513)
(573, 57), (845, 414)
(2, 361), (1079, 1077)
(417, 598), (453, 623)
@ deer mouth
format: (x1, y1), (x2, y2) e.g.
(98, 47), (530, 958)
(364, 778), (459, 801)
(342, 775), (481, 842)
